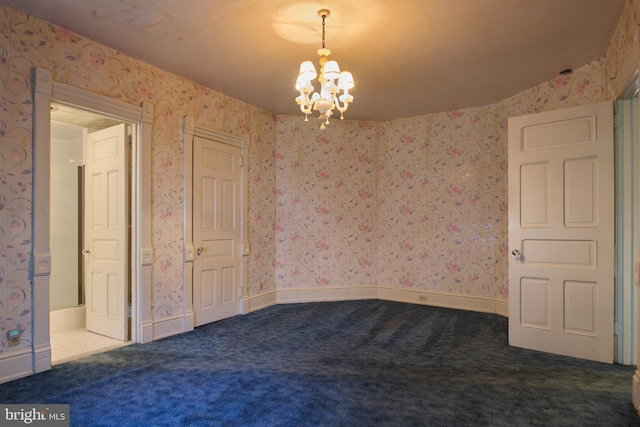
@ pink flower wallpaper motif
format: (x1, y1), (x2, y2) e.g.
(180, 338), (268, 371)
(375, 108), (506, 296)
(0, 6), (276, 350)
(275, 119), (379, 289)
(274, 55), (606, 301)
(0, 0), (631, 355)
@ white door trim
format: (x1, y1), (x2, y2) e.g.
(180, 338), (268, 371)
(615, 98), (638, 365)
(182, 117), (249, 329)
(30, 67), (154, 376)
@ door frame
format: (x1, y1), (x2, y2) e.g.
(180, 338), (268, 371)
(615, 92), (638, 365)
(31, 67), (154, 374)
(182, 116), (249, 330)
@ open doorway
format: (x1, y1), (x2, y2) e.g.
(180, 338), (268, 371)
(28, 69), (153, 377)
(49, 103), (132, 364)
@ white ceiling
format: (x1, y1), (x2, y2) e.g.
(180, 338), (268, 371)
(2, 0), (626, 121)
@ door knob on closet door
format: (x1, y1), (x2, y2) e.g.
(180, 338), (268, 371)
(82, 249), (90, 255)
(196, 247), (203, 256)
(512, 249), (522, 261)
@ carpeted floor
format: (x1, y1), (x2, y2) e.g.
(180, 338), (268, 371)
(1, 300), (639, 426)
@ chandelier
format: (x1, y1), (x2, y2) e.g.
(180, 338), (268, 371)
(295, 9), (354, 129)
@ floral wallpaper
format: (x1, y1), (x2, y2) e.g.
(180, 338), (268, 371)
(0, 5), (276, 352)
(375, 109), (506, 297)
(274, 57), (607, 302)
(606, 0), (640, 88)
(275, 119), (379, 288)
(0, 1), (631, 357)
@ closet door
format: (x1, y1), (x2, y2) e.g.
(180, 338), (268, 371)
(192, 136), (242, 326)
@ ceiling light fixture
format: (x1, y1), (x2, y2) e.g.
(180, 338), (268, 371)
(295, 9), (354, 129)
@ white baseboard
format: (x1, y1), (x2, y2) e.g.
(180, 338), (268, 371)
(273, 286), (506, 315)
(495, 299), (508, 317)
(240, 296), (250, 314)
(247, 290), (277, 312)
(50, 306), (86, 334)
(0, 349), (33, 384)
(152, 314), (187, 340)
(377, 286), (506, 315)
(33, 343), (51, 374)
(183, 310), (195, 333)
(140, 320), (154, 344)
(276, 286), (378, 304)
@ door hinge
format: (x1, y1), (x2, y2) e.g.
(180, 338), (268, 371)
(127, 125), (133, 148)
(127, 304), (132, 318)
(239, 155), (243, 167)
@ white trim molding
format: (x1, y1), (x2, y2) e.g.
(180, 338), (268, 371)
(378, 286), (507, 314)
(247, 291), (277, 312)
(0, 350), (34, 384)
(276, 287), (379, 304)
(152, 314), (188, 341)
(32, 67), (54, 375)
(181, 116), (196, 334)
(275, 285), (508, 316)
(137, 102), (154, 344)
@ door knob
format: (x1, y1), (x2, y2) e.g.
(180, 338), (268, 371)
(82, 249), (90, 255)
(196, 247), (203, 256)
(512, 249), (522, 261)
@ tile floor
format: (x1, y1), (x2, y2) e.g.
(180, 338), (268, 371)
(50, 329), (131, 365)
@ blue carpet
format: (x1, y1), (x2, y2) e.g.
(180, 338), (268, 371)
(0, 300), (638, 426)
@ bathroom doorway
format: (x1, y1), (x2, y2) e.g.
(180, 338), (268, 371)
(49, 102), (131, 364)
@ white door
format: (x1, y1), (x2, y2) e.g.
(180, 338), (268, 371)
(193, 136), (242, 327)
(84, 123), (130, 340)
(508, 101), (614, 363)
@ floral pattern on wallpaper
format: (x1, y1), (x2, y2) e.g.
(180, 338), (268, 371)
(376, 109), (506, 297)
(0, 7), (35, 353)
(275, 119), (379, 288)
(275, 58), (608, 302)
(606, 0), (639, 86)
(0, 5), (276, 351)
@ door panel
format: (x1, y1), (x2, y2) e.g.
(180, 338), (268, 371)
(85, 123), (129, 341)
(508, 101), (614, 363)
(193, 137), (241, 326)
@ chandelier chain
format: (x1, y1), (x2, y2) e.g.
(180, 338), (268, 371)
(321, 14), (326, 49)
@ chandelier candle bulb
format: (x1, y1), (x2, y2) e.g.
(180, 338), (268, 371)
(294, 9), (354, 129)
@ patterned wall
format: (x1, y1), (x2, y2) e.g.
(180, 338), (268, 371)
(0, 6), (276, 352)
(376, 108), (505, 297)
(275, 118), (379, 289)
(606, 0), (640, 89)
(275, 58), (607, 301)
(0, 2), (628, 355)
